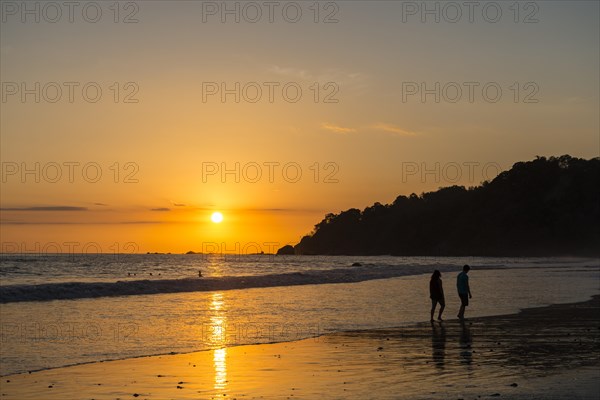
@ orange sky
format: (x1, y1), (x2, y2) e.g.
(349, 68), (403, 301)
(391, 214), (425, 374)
(1, 1), (599, 253)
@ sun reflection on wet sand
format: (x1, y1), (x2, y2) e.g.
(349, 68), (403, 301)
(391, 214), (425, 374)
(214, 348), (228, 391)
(209, 292), (228, 393)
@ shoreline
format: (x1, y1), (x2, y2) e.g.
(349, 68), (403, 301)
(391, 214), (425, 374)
(2, 290), (597, 378)
(1, 296), (598, 399)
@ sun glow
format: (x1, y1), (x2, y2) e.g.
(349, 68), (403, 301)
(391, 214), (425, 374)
(211, 212), (224, 223)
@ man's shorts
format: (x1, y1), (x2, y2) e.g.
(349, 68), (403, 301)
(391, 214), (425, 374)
(431, 297), (445, 307)
(459, 293), (469, 307)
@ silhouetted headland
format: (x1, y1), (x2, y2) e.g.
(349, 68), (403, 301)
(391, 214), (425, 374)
(283, 155), (599, 256)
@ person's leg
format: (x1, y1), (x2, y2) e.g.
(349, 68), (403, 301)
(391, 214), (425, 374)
(458, 293), (468, 319)
(458, 294), (466, 319)
(438, 302), (445, 320)
(430, 299), (437, 321)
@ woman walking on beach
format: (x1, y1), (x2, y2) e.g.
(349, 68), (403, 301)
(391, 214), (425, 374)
(429, 270), (445, 321)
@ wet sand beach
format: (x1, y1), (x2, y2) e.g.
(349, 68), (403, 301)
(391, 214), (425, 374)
(1, 296), (598, 399)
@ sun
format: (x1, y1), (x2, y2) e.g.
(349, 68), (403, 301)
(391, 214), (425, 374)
(211, 211), (224, 223)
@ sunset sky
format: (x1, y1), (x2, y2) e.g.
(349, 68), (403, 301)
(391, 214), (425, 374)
(1, 1), (598, 253)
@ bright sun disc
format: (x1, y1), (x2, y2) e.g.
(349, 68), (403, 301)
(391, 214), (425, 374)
(211, 212), (223, 223)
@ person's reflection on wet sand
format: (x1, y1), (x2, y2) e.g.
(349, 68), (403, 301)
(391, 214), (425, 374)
(430, 321), (447, 369)
(459, 320), (473, 366)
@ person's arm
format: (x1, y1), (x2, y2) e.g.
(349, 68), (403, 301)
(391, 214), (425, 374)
(467, 279), (472, 298)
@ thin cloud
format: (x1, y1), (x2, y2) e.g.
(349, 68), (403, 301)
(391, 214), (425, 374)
(173, 203), (187, 207)
(372, 123), (418, 137)
(0, 206), (88, 211)
(321, 123), (357, 134)
(240, 208), (317, 213)
(150, 208), (171, 212)
(267, 65), (366, 88)
(268, 65), (312, 80)
(189, 207), (215, 211)
(565, 97), (586, 104)
(0, 220), (166, 225)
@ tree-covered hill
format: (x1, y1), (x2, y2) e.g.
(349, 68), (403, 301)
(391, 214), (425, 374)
(291, 155), (600, 256)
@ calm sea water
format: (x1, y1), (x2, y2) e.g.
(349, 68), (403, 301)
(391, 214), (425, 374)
(0, 255), (598, 375)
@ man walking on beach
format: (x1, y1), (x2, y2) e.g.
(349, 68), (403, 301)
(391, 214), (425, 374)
(457, 265), (472, 320)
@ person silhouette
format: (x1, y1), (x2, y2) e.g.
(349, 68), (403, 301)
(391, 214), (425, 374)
(429, 270), (445, 321)
(456, 264), (472, 320)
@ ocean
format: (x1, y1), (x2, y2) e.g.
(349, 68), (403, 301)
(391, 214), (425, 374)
(0, 255), (598, 376)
